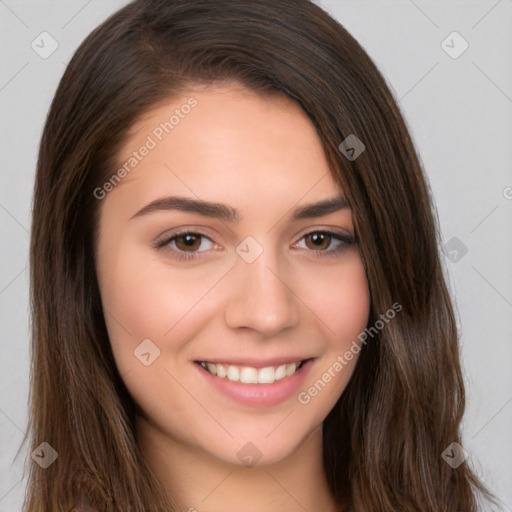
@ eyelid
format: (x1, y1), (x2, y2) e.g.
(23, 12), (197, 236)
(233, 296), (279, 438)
(153, 226), (218, 248)
(292, 226), (355, 244)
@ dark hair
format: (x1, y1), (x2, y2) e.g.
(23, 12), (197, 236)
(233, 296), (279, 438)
(26, 0), (494, 510)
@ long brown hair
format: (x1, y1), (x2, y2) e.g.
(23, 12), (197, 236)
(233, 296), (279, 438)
(26, 0), (494, 510)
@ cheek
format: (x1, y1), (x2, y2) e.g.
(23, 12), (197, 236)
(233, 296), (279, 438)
(95, 236), (163, 365)
(96, 241), (226, 374)
(331, 268), (370, 347)
(294, 254), (370, 411)
(303, 253), (370, 346)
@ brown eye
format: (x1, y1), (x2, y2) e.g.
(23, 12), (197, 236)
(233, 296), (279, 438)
(174, 233), (204, 252)
(295, 231), (354, 257)
(304, 232), (332, 250)
(155, 231), (216, 260)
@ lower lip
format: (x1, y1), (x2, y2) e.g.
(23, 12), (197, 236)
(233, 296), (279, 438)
(195, 360), (314, 407)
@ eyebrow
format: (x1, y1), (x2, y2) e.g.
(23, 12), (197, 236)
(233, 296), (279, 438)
(130, 195), (350, 222)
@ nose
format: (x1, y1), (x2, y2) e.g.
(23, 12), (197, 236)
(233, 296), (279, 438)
(224, 251), (301, 336)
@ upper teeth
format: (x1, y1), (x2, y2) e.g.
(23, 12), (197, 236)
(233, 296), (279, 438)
(199, 361), (301, 384)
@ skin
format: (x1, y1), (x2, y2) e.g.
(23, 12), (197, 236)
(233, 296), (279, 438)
(95, 84), (370, 512)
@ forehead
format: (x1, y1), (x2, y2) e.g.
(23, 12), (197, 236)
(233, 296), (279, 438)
(104, 85), (342, 215)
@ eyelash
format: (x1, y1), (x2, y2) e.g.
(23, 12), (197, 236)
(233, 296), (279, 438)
(154, 229), (356, 262)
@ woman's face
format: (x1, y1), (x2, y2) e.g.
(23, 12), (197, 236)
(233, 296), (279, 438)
(95, 84), (370, 467)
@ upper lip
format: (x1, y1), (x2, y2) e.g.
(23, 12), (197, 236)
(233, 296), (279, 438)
(194, 357), (313, 368)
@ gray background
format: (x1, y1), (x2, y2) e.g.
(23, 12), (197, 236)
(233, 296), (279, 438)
(1, 0), (511, 510)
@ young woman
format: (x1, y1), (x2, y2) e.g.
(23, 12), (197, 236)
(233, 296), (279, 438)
(25, 0), (495, 510)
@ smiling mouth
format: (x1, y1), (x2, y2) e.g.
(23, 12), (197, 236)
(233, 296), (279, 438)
(196, 360), (308, 384)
